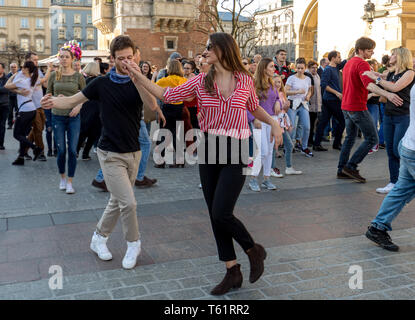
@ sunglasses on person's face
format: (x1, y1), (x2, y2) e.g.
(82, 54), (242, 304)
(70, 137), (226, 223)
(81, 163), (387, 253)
(206, 43), (213, 51)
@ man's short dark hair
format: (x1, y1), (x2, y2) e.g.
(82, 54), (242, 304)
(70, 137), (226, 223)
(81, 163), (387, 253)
(328, 51), (338, 62)
(381, 54), (390, 66)
(276, 49), (287, 56)
(355, 37), (376, 53)
(110, 35), (137, 58)
(25, 51), (37, 61)
(100, 62), (110, 74)
(307, 60), (318, 69)
(0, 62), (5, 69)
(320, 58), (327, 66)
(94, 57), (103, 64)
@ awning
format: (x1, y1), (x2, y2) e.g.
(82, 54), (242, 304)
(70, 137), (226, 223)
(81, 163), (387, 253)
(38, 50), (110, 66)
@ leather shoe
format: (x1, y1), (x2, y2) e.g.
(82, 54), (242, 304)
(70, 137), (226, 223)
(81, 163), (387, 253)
(92, 179), (108, 192)
(246, 243), (267, 283)
(333, 144), (342, 150)
(135, 176), (157, 188)
(313, 145), (328, 151)
(210, 264), (243, 295)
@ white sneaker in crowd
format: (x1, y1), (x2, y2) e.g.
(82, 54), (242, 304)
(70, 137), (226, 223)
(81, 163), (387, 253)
(122, 240), (142, 269)
(285, 167), (303, 175)
(376, 183), (395, 194)
(270, 168), (284, 178)
(59, 178), (67, 191)
(90, 231), (113, 261)
(66, 183), (75, 194)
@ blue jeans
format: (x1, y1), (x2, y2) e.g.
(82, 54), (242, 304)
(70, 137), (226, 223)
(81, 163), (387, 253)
(95, 168), (104, 183)
(371, 141), (415, 231)
(136, 120), (151, 181)
(367, 103), (380, 139)
(379, 103), (385, 144)
(287, 105), (310, 150)
(338, 110), (378, 172)
(383, 114), (410, 184)
(53, 114), (81, 178)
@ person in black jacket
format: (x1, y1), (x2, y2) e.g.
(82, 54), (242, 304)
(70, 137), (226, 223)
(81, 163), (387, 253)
(7, 63), (18, 130)
(0, 63), (10, 149)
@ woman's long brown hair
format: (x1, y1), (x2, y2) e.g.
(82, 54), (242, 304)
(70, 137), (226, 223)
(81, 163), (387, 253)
(254, 58), (275, 101)
(204, 32), (252, 96)
(56, 48), (74, 81)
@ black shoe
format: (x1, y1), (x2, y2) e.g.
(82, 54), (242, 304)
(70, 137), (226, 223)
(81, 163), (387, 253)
(301, 148), (314, 157)
(342, 166), (366, 183)
(337, 171), (353, 179)
(379, 143), (386, 149)
(366, 226), (399, 252)
(24, 153), (32, 161)
(47, 150), (53, 157)
(0, 146), (5, 150)
(333, 144), (342, 150)
(12, 157), (24, 166)
(82, 155), (92, 161)
(313, 145), (328, 151)
(91, 179), (108, 192)
(7, 125), (12, 130)
(53, 149), (57, 157)
(38, 154), (47, 161)
(33, 147), (42, 161)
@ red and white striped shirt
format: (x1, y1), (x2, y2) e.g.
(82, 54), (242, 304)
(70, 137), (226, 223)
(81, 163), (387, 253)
(163, 72), (259, 139)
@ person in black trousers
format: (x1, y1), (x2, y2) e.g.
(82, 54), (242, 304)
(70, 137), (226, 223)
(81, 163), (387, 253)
(0, 63), (9, 149)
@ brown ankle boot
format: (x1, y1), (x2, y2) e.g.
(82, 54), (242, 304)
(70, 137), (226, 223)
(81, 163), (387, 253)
(246, 243), (267, 283)
(210, 264), (243, 296)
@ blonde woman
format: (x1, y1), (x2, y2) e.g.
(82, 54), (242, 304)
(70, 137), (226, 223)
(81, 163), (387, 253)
(47, 47), (86, 194)
(364, 47), (415, 194)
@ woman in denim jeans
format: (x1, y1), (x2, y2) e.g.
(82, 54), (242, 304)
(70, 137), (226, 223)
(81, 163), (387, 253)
(47, 47), (86, 194)
(364, 47), (415, 194)
(366, 83), (415, 252)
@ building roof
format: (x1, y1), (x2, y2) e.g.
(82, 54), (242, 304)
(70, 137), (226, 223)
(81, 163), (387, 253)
(218, 11), (251, 22)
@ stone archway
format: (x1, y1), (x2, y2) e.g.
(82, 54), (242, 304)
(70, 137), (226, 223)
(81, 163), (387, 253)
(298, 0), (318, 61)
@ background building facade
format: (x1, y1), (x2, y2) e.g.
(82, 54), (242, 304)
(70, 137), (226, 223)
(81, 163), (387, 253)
(0, 0), (51, 61)
(255, 0), (295, 62)
(92, 0), (209, 68)
(50, 0), (98, 55)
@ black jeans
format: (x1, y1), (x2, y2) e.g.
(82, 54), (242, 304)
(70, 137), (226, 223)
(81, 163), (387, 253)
(13, 110), (36, 157)
(156, 103), (184, 159)
(199, 134), (254, 262)
(314, 99), (345, 147)
(309, 111), (318, 145)
(8, 96), (17, 127)
(0, 103), (9, 147)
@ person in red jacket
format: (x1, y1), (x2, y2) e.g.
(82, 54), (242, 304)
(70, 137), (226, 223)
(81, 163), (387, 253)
(337, 37), (403, 182)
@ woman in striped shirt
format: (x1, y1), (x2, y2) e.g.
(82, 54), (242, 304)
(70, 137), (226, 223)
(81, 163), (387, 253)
(123, 32), (283, 295)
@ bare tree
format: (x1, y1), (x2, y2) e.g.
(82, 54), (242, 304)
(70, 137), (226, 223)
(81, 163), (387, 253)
(195, 0), (265, 57)
(0, 41), (30, 67)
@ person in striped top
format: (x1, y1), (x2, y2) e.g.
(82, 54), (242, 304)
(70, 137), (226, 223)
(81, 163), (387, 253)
(123, 32), (283, 296)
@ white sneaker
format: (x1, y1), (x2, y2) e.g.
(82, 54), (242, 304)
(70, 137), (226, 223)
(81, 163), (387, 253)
(285, 167), (303, 175)
(66, 183), (75, 194)
(59, 178), (67, 191)
(90, 231), (113, 261)
(122, 240), (141, 269)
(270, 168), (284, 178)
(376, 183), (395, 194)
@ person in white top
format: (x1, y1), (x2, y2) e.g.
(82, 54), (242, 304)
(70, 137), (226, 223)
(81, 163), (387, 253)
(5, 61), (42, 165)
(285, 58), (313, 157)
(366, 84), (415, 252)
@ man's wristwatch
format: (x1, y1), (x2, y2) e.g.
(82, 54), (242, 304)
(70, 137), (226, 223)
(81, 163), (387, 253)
(375, 77), (382, 85)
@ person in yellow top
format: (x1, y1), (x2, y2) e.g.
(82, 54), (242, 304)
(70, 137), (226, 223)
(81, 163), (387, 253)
(154, 59), (188, 168)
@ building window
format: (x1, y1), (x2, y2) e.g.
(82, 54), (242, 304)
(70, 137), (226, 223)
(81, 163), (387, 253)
(21, 18), (29, 29)
(20, 38), (29, 50)
(74, 14), (82, 25)
(21, 0), (28, 6)
(59, 14), (66, 24)
(74, 27), (82, 40)
(87, 15), (92, 24)
(36, 0), (43, 8)
(36, 18), (44, 29)
(58, 27), (66, 39)
(36, 38), (44, 52)
(0, 37), (6, 51)
(0, 17), (5, 28)
(87, 28), (94, 40)
(0, 0), (4, 6)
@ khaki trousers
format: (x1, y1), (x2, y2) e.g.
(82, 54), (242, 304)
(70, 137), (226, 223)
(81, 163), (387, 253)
(96, 148), (142, 242)
(28, 108), (46, 150)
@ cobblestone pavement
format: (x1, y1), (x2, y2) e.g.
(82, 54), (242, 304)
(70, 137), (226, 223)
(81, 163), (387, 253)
(1, 228), (415, 300)
(1, 128), (415, 300)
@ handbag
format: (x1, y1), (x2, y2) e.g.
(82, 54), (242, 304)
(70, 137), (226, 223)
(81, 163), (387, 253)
(143, 103), (157, 123)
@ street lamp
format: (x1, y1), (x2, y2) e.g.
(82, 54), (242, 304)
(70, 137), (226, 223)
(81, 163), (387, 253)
(362, 0), (389, 28)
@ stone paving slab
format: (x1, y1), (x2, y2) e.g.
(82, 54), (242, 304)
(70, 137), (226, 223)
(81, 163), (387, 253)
(2, 227), (415, 300)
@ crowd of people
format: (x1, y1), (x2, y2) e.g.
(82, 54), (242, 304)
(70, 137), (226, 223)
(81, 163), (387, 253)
(0, 32), (414, 296)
